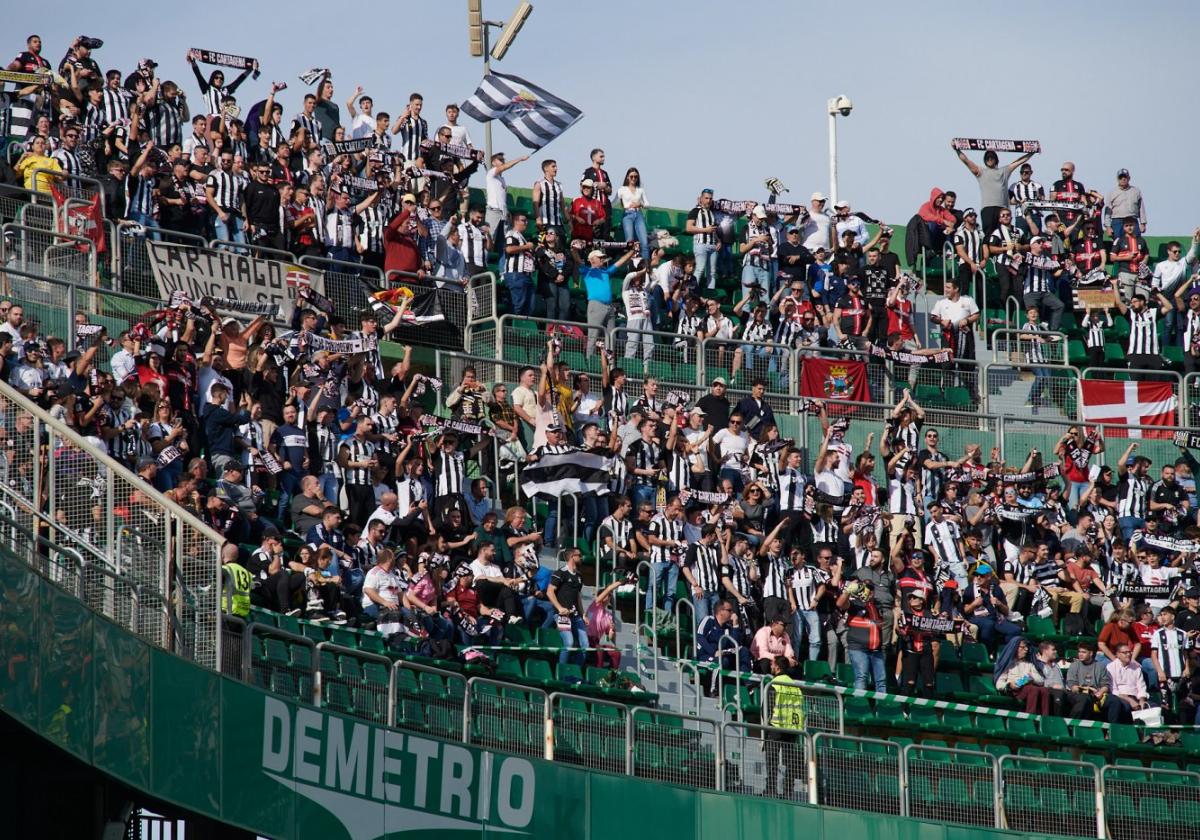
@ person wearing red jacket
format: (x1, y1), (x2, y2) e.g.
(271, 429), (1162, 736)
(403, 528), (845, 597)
(384, 194), (428, 275)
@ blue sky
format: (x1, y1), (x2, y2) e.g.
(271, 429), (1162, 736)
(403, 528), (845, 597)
(14, 1), (1199, 232)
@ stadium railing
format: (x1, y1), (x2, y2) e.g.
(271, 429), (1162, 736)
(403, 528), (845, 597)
(0, 376), (226, 670)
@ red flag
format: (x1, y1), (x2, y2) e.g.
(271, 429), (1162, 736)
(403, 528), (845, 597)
(800, 357), (871, 404)
(1079, 380), (1176, 439)
(51, 185), (106, 254)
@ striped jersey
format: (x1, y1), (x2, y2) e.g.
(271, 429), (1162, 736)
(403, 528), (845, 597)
(598, 514), (632, 554)
(150, 97), (185, 147)
(648, 513), (683, 564)
(953, 225), (985, 265)
(788, 564), (828, 611)
(101, 87), (134, 124)
(689, 205), (717, 246)
(720, 552), (754, 601)
(760, 553), (790, 600)
(1023, 259), (1056, 295)
(1022, 321), (1049, 365)
(778, 469), (806, 512)
(458, 221), (487, 269)
(687, 541), (722, 593)
(395, 115), (427, 161)
(52, 147), (81, 177)
(1116, 473), (1150, 519)
(535, 178), (564, 227)
(504, 231), (534, 273)
(431, 449), (466, 497)
(340, 436), (376, 486)
(1084, 312), (1111, 350)
(1124, 308), (1159, 356)
(1149, 626), (1189, 679)
(206, 168), (243, 213)
(987, 224), (1025, 269)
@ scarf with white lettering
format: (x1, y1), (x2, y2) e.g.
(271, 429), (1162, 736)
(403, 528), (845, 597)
(322, 137), (376, 156)
(300, 331), (375, 355)
(298, 68), (329, 86)
(189, 49), (260, 79)
(419, 139), (484, 162)
(867, 343), (953, 365)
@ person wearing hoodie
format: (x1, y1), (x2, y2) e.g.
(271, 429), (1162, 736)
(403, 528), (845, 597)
(916, 188), (957, 251)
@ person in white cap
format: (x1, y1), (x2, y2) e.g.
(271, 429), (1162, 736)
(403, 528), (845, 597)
(800, 192), (834, 252)
(833, 200), (869, 248)
(739, 204), (777, 298)
(581, 243), (637, 353)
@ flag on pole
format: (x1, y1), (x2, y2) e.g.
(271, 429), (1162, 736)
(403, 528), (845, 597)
(1079, 380), (1177, 439)
(460, 71), (583, 150)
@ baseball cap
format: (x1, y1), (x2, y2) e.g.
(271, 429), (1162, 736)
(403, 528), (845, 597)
(221, 316), (240, 328)
(1030, 235), (1048, 245)
(580, 177), (594, 187)
(847, 276), (861, 285)
(711, 376), (727, 386)
(1117, 168), (1130, 178)
(1186, 588), (1200, 599)
(752, 205), (767, 219)
(785, 225), (799, 233)
(908, 591), (927, 601)
(700, 187), (714, 195)
(833, 200), (849, 209)
(223, 462), (245, 473)
(976, 563), (994, 576)
(810, 191), (827, 202)
(261, 525), (282, 539)
(963, 207), (977, 217)
(401, 193), (417, 203)
(587, 249), (607, 261)
(689, 406), (706, 417)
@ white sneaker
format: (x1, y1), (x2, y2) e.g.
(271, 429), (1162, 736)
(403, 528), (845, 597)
(1009, 611), (1023, 622)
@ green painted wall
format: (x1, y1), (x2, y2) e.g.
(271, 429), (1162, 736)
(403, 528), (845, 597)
(0, 547), (1069, 840)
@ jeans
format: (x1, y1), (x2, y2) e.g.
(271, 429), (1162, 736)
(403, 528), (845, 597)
(1029, 366), (1051, 406)
(544, 282), (571, 321)
(1117, 516), (1144, 543)
(649, 285), (668, 331)
(277, 470), (302, 522)
(848, 648), (886, 690)
(319, 472), (340, 507)
(542, 493), (568, 547)
(213, 213), (246, 246)
(1023, 289), (1064, 330)
(558, 616), (589, 665)
(522, 595), (556, 628)
(1140, 657), (1159, 691)
(630, 483), (656, 512)
(646, 560), (680, 614)
(505, 272), (534, 316)
(1067, 480), (1090, 513)
(741, 262), (771, 300)
(792, 609), (821, 661)
(693, 591), (720, 629)
(694, 242), (719, 290)
(622, 208), (648, 262)
(969, 615), (1023, 650)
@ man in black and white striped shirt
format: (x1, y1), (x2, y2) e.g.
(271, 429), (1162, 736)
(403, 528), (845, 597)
(392, 94), (428, 162)
(1008, 163), (1044, 234)
(532, 159), (565, 237)
(291, 94), (323, 144)
(1020, 307), (1056, 411)
(987, 207), (1028, 307)
(338, 416), (378, 528)
(645, 497), (685, 614)
(458, 205), (490, 276)
(924, 502), (967, 588)
(1022, 236), (1065, 330)
(1112, 283), (1172, 371)
(1177, 289), (1200, 375)
(598, 496), (635, 572)
(788, 551), (828, 661)
(206, 150), (246, 244)
(952, 208), (986, 287)
(1149, 606), (1190, 687)
(51, 126), (82, 177)
(149, 81), (188, 148)
(684, 524), (725, 627)
(686, 189), (720, 289)
(1116, 443), (1152, 540)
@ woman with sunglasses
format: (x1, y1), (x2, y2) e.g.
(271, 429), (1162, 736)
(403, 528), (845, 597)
(617, 167), (649, 262)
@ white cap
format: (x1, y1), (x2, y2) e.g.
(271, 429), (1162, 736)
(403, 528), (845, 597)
(752, 204), (768, 219)
(588, 249), (606, 261)
(810, 191), (827, 202)
(833, 200), (849, 209)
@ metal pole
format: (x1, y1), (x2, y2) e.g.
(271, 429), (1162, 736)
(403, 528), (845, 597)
(483, 24), (493, 161)
(827, 109), (838, 207)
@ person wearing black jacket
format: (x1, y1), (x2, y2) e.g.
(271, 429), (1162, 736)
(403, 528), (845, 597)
(244, 161), (284, 250)
(533, 228), (577, 322)
(201, 382), (251, 474)
(777, 226), (812, 290)
(855, 247), (896, 345)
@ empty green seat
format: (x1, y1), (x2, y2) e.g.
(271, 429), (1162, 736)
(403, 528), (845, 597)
(802, 660), (833, 682)
(1007, 717), (1039, 739)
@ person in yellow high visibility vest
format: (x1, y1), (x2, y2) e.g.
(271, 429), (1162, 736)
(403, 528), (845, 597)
(765, 655), (805, 798)
(221, 542), (253, 618)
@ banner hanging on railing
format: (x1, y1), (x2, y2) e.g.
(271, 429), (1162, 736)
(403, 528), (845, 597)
(146, 242), (324, 315)
(50, 184), (106, 254)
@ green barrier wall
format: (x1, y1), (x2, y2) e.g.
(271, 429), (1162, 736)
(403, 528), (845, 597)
(0, 547), (1068, 840)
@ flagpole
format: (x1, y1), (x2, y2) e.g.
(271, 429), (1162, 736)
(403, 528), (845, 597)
(482, 23), (494, 161)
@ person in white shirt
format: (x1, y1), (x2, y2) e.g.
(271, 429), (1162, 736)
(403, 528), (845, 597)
(361, 548), (405, 625)
(485, 151), (529, 248)
(443, 104), (473, 147)
(800, 192), (834, 251)
(621, 259), (653, 362)
(109, 330), (138, 385)
(833, 200), (870, 248)
(711, 413), (750, 491)
(617, 167), (649, 262)
(345, 87), (375, 139)
(0, 304), (24, 357)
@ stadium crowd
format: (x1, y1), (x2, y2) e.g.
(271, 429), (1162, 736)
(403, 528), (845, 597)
(3, 33), (1200, 730)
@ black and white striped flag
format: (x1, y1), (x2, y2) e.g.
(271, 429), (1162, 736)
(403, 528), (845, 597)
(521, 450), (610, 498)
(460, 71), (582, 150)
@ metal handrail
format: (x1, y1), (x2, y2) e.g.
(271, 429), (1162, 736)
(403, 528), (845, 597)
(988, 328), (1069, 364)
(901, 741), (1000, 828)
(315, 641), (397, 726)
(997, 753), (1101, 836)
(243, 621), (320, 705)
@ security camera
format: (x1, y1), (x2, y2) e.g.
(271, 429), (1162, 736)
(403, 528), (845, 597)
(830, 95), (853, 117)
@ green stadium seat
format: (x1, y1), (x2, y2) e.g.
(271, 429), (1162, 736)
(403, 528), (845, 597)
(983, 743), (1011, 761)
(835, 662), (856, 686)
(325, 682), (354, 713)
(802, 660), (833, 682)
(496, 653), (524, 681)
(1006, 717), (1039, 740)
(975, 713), (1006, 738)
(276, 614), (302, 636)
(363, 662), (389, 686)
(941, 708), (973, 735)
(935, 671), (965, 699)
(556, 662), (584, 685)
(907, 706), (942, 732)
(1017, 746), (1045, 759)
(524, 658), (554, 687)
(1039, 715), (1073, 746)
(960, 642), (992, 671)
(843, 696), (874, 725)
(359, 634), (386, 654)
(1072, 723), (1108, 750)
